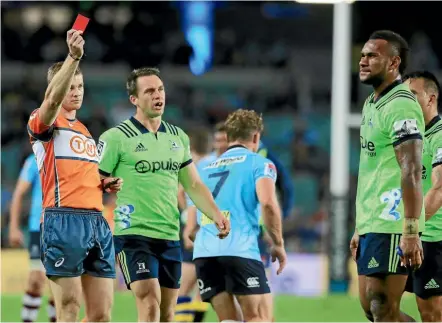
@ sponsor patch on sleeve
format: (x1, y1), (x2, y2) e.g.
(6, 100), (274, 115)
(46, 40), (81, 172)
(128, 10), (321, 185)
(433, 147), (442, 165)
(264, 162), (277, 181)
(97, 139), (106, 161)
(392, 119), (420, 140)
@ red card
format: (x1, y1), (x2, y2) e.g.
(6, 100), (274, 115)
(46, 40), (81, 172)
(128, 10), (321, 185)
(72, 14), (90, 32)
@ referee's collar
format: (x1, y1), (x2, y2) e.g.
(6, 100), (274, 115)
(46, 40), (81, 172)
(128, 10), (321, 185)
(130, 116), (166, 134)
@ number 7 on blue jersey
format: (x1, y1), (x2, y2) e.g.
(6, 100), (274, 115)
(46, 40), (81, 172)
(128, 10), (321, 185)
(208, 171), (230, 198)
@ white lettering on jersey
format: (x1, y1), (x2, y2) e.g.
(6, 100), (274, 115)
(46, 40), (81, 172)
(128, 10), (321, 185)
(205, 156), (246, 169)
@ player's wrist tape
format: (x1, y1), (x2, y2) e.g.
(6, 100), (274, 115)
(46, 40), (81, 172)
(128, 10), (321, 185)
(69, 52), (81, 61)
(403, 218), (419, 235)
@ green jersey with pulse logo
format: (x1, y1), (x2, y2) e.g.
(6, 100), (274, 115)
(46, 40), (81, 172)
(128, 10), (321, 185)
(98, 117), (192, 241)
(422, 116), (442, 242)
(356, 81), (425, 235)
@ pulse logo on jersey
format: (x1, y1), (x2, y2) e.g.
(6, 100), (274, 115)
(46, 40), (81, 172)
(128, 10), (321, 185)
(422, 165), (427, 180)
(116, 204), (135, 229)
(360, 136), (376, 157)
(135, 159), (181, 174)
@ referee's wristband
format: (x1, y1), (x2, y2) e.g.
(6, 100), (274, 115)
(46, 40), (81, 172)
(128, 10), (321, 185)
(69, 52), (81, 61)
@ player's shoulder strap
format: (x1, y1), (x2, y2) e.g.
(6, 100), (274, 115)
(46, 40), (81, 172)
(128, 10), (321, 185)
(375, 83), (417, 111)
(162, 120), (181, 137)
(114, 119), (139, 139)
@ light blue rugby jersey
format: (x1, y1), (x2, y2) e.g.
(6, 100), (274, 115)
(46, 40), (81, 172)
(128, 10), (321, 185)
(184, 152), (218, 210)
(193, 145), (277, 261)
(18, 155), (42, 232)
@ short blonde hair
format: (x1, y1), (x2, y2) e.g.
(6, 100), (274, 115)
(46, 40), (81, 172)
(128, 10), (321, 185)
(47, 61), (82, 84)
(224, 109), (264, 142)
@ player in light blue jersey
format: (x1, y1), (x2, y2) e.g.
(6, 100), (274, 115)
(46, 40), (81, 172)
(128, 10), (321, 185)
(193, 110), (287, 322)
(176, 127), (214, 323)
(256, 140), (294, 275)
(8, 155), (56, 322)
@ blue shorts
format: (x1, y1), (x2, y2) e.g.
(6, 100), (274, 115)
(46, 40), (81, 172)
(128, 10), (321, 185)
(357, 233), (407, 276)
(114, 235), (182, 289)
(41, 208), (116, 279)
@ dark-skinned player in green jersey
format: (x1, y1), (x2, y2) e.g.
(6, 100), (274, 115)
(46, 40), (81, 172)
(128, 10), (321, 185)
(97, 67), (230, 322)
(403, 71), (442, 322)
(349, 30), (425, 322)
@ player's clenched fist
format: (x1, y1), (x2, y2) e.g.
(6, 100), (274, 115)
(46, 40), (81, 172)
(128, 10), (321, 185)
(399, 234), (424, 270)
(9, 227), (24, 247)
(66, 29), (84, 60)
(214, 212), (230, 239)
(349, 231), (360, 262)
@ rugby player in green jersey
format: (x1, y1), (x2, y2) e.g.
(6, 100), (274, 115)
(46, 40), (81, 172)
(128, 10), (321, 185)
(97, 67), (230, 322)
(404, 71), (442, 322)
(349, 30), (425, 322)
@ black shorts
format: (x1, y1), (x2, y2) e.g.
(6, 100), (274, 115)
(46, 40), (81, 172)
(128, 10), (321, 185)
(29, 231), (41, 260)
(114, 235), (182, 290)
(357, 233), (407, 276)
(194, 256), (270, 302)
(408, 240), (442, 299)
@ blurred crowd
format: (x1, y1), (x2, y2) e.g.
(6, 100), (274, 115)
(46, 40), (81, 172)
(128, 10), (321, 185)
(2, 1), (441, 254)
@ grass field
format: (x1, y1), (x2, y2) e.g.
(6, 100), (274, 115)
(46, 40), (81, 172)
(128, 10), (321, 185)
(1, 292), (421, 322)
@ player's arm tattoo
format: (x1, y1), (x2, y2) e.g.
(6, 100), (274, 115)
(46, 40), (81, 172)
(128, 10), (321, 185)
(394, 139), (423, 235)
(424, 164), (442, 221)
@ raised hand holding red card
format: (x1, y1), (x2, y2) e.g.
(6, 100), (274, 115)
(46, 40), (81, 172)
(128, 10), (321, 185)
(72, 14), (90, 33)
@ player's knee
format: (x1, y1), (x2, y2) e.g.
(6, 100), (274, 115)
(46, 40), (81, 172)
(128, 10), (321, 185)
(135, 290), (160, 319)
(60, 295), (81, 317)
(368, 291), (389, 320)
(28, 271), (45, 293)
(87, 310), (111, 322)
(160, 308), (175, 322)
(241, 305), (269, 322)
